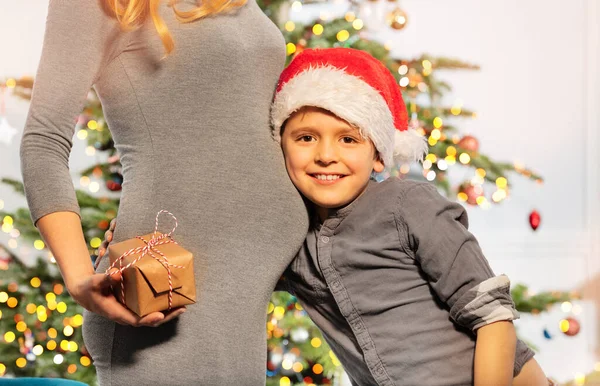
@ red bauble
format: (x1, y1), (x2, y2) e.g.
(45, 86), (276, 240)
(106, 172), (123, 192)
(460, 184), (484, 206)
(562, 317), (580, 337)
(98, 219), (110, 230)
(529, 210), (541, 231)
(458, 135), (480, 153)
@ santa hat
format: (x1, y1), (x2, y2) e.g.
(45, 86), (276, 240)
(271, 48), (427, 167)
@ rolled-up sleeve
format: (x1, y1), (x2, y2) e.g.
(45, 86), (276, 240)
(394, 183), (519, 331)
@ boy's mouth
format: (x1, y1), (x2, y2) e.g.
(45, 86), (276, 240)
(309, 173), (346, 184)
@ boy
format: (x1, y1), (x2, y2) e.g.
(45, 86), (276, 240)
(270, 48), (547, 385)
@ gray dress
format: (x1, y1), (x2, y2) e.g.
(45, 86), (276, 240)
(19, 0), (308, 384)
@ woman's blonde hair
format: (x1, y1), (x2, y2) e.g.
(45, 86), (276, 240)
(104, 0), (247, 55)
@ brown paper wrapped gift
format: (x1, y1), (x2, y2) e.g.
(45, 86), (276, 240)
(108, 232), (196, 317)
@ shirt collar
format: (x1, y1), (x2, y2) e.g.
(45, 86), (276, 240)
(312, 179), (378, 230)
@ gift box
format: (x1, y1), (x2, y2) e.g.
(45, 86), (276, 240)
(108, 232), (196, 317)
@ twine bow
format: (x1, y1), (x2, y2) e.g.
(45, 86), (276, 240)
(106, 210), (184, 311)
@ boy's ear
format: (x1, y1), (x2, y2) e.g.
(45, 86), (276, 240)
(373, 153), (385, 173)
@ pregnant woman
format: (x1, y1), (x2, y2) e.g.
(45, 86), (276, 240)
(19, 0), (308, 384)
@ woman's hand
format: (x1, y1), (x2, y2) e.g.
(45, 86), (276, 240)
(68, 270), (186, 327)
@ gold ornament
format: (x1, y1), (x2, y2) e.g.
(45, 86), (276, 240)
(386, 7), (408, 30)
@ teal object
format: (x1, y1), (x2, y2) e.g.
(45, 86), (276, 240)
(0, 379), (88, 386)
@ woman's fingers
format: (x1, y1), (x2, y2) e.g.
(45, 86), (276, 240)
(154, 307), (186, 326)
(96, 271), (183, 327)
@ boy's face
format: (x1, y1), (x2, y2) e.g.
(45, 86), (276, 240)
(281, 107), (384, 216)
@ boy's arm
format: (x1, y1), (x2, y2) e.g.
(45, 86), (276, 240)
(474, 321), (516, 386)
(394, 183), (519, 377)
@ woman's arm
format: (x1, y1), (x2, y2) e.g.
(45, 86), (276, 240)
(20, 0), (182, 327)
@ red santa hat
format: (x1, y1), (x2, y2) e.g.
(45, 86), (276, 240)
(271, 48), (427, 167)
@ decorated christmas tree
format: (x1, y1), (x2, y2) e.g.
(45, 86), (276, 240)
(0, 1), (582, 385)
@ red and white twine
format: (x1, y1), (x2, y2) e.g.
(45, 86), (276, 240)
(106, 210), (185, 311)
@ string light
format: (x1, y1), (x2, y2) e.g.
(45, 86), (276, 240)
(559, 319), (570, 332)
(311, 337), (321, 348)
(459, 153), (471, 164)
(33, 345), (44, 356)
(4, 331), (16, 343)
(76, 130), (88, 140)
(312, 24), (324, 36)
(53, 284), (64, 295)
(284, 21), (295, 32)
(30, 277), (41, 288)
(16, 321), (27, 332)
(7, 297), (18, 308)
(352, 19), (364, 30)
(26, 303), (36, 314)
(15, 358), (27, 368)
(336, 30), (350, 42)
(64, 325), (74, 337)
(280, 377), (291, 386)
(34, 240), (45, 250)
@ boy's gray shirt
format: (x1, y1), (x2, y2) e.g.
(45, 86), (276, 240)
(281, 178), (534, 386)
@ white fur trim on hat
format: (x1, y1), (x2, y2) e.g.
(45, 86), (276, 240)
(394, 128), (428, 163)
(271, 65), (426, 166)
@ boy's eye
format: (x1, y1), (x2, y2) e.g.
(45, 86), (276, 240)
(299, 135), (314, 142)
(341, 136), (357, 144)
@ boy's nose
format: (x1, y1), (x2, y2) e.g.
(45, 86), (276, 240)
(315, 140), (339, 164)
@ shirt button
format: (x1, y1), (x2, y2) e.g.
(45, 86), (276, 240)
(331, 280), (341, 289)
(321, 236), (330, 243)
